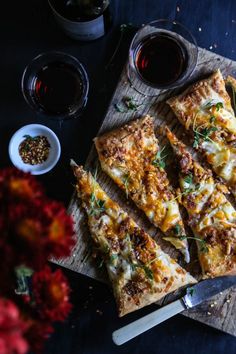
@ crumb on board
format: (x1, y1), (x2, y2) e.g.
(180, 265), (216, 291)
(209, 46), (213, 50)
(96, 309), (103, 315)
(198, 27), (202, 32)
(176, 6), (180, 12)
(207, 311), (211, 315)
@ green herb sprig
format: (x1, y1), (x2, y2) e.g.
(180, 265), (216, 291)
(152, 145), (168, 169)
(193, 126), (217, 148)
(131, 262), (154, 281)
(123, 173), (130, 199)
(114, 96), (144, 113)
(89, 192), (106, 216)
(179, 235), (208, 253)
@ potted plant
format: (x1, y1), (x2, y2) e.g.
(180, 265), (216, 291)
(48, 0), (112, 41)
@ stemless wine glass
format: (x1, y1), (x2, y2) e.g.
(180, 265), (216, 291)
(127, 19), (198, 96)
(21, 51), (89, 121)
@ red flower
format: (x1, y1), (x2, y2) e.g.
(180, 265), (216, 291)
(0, 167), (43, 202)
(5, 199), (75, 269)
(0, 298), (28, 354)
(25, 320), (53, 354)
(43, 201), (76, 258)
(32, 266), (72, 322)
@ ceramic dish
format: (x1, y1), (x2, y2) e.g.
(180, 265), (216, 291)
(8, 124), (61, 175)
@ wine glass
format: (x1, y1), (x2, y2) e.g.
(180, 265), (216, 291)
(21, 51), (89, 121)
(127, 19), (198, 96)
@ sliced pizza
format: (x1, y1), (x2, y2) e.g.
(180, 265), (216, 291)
(166, 128), (236, 278)
(71, 161), (196, 316)
(94, 115), (190, 262)
(167, 69), (236, 197)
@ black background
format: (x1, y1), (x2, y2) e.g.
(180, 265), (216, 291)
(1, 1), (236, 353)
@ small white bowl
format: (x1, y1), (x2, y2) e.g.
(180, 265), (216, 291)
(8, 124), (61, 175)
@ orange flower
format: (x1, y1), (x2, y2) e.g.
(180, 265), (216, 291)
(32, 266), (72, 322)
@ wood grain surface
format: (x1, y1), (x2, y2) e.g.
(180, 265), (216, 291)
(52, 45), (236, 336)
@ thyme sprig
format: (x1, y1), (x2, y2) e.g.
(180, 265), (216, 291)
(193, 126), (218, 148)
(89, 192), (106, 216)
(114, 96), (144, 113)
(152, 145), (168, 169)
(179, 236), (208, 253)
(122, 173), (130, 199)
(131, 262), (154, 281)
(183, 173), (201, 194)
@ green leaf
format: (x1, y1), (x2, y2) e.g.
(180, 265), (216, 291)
(123, 173), (130, 199)
(152, 146), (168, 169)
(109, 254), (118, 264)
(184, 173), (193, 185)
(143, 266), (154, 280)
(210, 116), (216, 123)
(193, 132), (200, 148)
(89, 193), (106, 215)
(173, 224), (181, 235)
(179, 236), (208, 253)
(15, 266), (33, 295)
(215, 102), (223, 111)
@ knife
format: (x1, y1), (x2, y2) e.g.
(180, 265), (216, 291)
(112, 276), (236, 346)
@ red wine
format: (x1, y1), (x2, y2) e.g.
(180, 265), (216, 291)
(134, 33), (189, 87)
(32, 62), (84, 115)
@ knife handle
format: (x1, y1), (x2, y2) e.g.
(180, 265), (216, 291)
(112, 299), (186, 346)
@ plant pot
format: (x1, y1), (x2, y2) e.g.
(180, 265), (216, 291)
(48, 0), (111, 41)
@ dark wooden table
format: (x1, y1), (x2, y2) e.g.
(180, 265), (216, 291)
(1, 0), (236, 353)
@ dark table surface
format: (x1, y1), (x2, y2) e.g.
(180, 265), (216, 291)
(1, 0), (236, 353)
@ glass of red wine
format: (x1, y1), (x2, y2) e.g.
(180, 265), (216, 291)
(127, 19), (198, 96)
(21, 51), (89, 121)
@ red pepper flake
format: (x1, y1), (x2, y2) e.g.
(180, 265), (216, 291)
(19, 135), (50, 165)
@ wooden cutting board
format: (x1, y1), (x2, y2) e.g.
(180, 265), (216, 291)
(52, 44), (236, 336)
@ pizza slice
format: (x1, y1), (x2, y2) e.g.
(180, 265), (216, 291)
(71, 161), (196, 317)
(167, 69), (236, 197)
(166, 128), (236, 278)
(94, 115), (190, 262)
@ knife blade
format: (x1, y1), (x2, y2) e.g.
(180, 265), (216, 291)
(112, 276), (236, 346)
